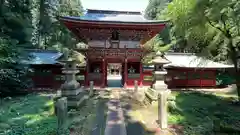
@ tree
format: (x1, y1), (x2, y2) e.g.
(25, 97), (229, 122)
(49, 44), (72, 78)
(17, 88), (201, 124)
(30, 0), (83, 50)
(166, 0), (240, 101)
(145, 0), (171, 19)
(0, 0), (33, 97)
(31, 0), (58, 49)
(144, 0), (173, 64)
(42, 0), (83, 51)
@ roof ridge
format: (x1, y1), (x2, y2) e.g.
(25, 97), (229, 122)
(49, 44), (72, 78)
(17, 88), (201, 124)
(25, 49), (61, 53)
(86, 9), (142, 15)
(165, 52), (195, 55)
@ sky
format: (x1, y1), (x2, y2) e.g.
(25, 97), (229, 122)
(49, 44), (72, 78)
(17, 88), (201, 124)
(81, 0), (149, 12)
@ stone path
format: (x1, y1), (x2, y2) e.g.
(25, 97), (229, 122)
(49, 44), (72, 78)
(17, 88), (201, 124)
(91, 99), (105, 135)
(104, 90), (127, 135)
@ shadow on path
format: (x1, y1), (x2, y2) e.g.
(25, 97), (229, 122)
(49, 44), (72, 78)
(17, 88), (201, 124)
(121, 101), (156, 135)
(91, 91), (110, 135)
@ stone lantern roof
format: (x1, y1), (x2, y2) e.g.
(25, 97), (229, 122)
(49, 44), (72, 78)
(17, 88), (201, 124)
(152, 51), (170, 64)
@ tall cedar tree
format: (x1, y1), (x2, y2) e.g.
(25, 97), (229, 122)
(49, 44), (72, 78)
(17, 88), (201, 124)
(166, 0), (240, 101)
(0, 0), (33, 97)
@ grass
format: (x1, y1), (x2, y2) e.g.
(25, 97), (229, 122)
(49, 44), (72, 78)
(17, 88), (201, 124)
(121, 89), (240, 135)
(168, 91), (240, 135)
(0, 93), (57, 135)
(0, 91), (110, 135)
(68, 91), (110, 135)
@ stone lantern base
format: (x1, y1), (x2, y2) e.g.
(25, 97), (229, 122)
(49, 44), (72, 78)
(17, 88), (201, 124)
(145, 70), (168, 102)
(61, 81), (86, 108)
(60, 60), (87, 108)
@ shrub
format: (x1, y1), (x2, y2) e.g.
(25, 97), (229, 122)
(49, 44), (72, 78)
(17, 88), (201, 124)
(0, 38), (32, 97)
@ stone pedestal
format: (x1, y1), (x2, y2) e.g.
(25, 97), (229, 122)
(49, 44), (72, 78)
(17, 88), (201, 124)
(89, 81), (94, 97)
(56, 97), (68, 134)
(134, 80), (138, 93)
(61, 60), (86, 108)
(158, 90), (171, 129)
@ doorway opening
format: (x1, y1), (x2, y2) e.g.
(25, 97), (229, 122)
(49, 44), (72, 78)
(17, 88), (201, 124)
(107, 63), (123, 87)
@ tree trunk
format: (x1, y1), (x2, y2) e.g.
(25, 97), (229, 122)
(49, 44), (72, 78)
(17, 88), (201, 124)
(229, 40), (240, 102)
(233, 57), (240, 101)
(236, 83), (240, 102)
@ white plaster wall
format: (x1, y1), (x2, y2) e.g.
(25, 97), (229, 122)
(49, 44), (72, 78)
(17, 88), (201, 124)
(88, 40), (140, 48)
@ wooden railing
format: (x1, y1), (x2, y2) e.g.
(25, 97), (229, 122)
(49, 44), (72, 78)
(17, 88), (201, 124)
(128, 73), (140, 79)
(79, 48), (147, 58)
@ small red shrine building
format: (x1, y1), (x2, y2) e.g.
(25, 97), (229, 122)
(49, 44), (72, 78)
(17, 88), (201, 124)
(60, 9), (167, 88)
(25, 50), (86, 90)
(164, 53), (234, 88)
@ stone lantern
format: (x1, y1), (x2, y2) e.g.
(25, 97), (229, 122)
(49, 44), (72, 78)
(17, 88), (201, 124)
(152, 51), (171, 129)
(60, 58), (85, 108)
(152, 51), (170, 90)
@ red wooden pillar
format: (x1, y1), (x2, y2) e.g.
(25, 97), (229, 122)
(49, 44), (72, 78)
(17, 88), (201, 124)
(124, 59), (128, 88)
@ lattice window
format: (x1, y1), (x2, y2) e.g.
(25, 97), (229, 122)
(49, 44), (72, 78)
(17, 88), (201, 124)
(173, 72), (187, 80)
(188, 72), (201, 79)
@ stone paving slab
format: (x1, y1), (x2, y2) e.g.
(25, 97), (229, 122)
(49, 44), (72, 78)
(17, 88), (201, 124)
(104, 91), (127, 135)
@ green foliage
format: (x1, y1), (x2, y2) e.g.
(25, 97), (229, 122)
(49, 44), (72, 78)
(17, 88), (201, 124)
(0, 0), (33, 97)
(0, 0), (84, 96)
(216, 72), (235, 86)
(46, 0), (83, 52)
(169, 91), (240, 135)
(0, 94), (57, 134)
(166, 0), (240, 58)
(145, 0), (173, 52)
(145, 0), (171, 19)
(142, 25), (172, 64)
(30, 0), (83, 50)
(166, 0), (240, 100)
(0, 44), (32, 97)
(144, 0), (176, 64)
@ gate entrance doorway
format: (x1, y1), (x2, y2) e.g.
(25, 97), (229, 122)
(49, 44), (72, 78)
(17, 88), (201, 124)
(107, 63), (123, 87)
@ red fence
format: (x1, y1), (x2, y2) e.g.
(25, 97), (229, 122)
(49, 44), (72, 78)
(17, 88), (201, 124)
(166, 68), (217, 88)
(30, 65), (218, 90)
(30, 65), (85, 91)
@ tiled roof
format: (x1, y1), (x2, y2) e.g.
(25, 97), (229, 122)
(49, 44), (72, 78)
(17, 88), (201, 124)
(23, 50), (63, 65)
(164, 53), (234, 68)
(61, 9), (166, 23)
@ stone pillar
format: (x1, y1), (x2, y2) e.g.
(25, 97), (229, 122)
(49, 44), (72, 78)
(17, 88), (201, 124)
(85, 59), (89, 86)
(134, 80), (138, 93)
(158, 90), (171, 129)
(151, 52), (171, 129)
(102, 59), (105, 88)
(140, 63), (143, 87)
(124, 59), (128, 88)
(61, 60), (85, 108)
(56, 97), (68, 134)
(89, 81), (94, 96)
